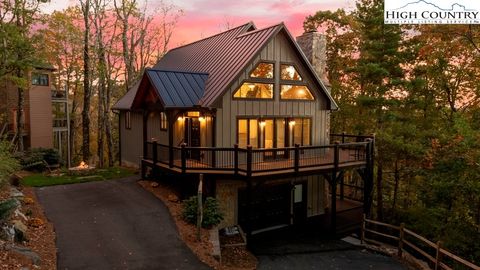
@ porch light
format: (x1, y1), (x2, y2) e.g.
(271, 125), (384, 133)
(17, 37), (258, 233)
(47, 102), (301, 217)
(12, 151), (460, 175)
(177, 116), (184, 122)
(199, 116), (205, 122)
(259, 120), (266, 128)
(289, 120), (296, 126)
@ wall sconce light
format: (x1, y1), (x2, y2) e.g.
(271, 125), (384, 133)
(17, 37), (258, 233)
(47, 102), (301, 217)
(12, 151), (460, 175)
(199, 116), (205, 122)
(289, 120), (296, 126)
(177, 116), (184, 122)
(259, 120), (266, 128)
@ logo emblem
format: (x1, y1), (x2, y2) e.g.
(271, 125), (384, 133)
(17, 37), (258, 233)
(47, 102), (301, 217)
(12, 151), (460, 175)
(384, 0), (480, 24)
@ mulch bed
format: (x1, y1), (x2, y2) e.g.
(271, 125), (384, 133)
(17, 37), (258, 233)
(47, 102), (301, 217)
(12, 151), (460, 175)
(0, 183), (56, 270)
(138, 180), (258, 270)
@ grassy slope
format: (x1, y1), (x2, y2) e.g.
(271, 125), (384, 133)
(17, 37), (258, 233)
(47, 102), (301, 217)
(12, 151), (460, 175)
(22, 167), (137, 187)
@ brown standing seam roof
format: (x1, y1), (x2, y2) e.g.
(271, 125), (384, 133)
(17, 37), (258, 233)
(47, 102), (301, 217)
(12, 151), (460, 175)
(113, 21), (337, 110)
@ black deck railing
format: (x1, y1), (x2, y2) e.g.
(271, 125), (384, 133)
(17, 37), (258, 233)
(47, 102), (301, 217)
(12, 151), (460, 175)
(143, 134), (374, 176)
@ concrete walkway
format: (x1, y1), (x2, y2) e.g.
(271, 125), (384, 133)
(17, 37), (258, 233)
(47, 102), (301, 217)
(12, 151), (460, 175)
(36, 176), (209, 270)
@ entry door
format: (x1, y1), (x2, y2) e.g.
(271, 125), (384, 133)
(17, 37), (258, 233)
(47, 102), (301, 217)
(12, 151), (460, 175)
(292, 183), (307, 225)
(184, 118), (201, 159)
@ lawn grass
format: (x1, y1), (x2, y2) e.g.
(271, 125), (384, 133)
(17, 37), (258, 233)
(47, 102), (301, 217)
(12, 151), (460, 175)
(21, 166), (137, 187)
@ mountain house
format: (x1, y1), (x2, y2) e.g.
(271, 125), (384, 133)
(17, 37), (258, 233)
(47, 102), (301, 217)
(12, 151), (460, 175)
(113, 22), (374, 234)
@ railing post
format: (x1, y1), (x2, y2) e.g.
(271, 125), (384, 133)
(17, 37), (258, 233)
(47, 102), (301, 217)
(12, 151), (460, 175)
(234, 144), (239, 175)
(169, 144), (174, 168)
(152, 141), (158, 164)
(398, 223), (405, 258)
(435, 241), (442, 270)
(294, 144), (300, 173)
(361, 213), (366, 244)
(181, 143), (187, 173)
(342, 131), (346, 144)
(246, 145), (252, 177)
(334, 141), (340, 170)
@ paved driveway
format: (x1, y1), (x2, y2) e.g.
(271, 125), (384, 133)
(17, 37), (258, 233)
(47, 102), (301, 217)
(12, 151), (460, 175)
(36, 176), (209, 270)
(250, 227), (408, 270)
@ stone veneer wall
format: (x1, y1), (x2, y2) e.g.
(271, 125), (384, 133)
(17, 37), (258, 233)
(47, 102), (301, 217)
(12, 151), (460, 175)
(296, 31), (330, 88)
(215, 180), (246, 228)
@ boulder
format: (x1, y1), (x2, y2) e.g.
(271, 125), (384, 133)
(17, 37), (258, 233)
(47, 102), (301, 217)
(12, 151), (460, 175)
(167, 194), (179, 203)
(150, 182), (159, 188)
(6, 244), (41, 265)
(14, 209), (28, 221)
(12, 220), (28, 234)
(10, 187), (24, 198)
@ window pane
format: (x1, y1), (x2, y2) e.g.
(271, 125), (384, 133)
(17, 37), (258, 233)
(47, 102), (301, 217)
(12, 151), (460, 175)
(276, 119), (285, 148)
(280, 85), (314, 100)
(281, 65), (302, 81)
(293, 118), (302, 145)
(249, 119), (258, 148)
(250, 62), (273, 79)
(234, 83), (273, 99)
(264, 119), (274, 148)
(303, 119), (311, 145)
(32, 73), (49, 86)
(238, 119), (248, 148)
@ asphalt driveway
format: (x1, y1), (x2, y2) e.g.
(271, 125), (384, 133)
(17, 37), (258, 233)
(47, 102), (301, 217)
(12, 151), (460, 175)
(36, 176), (209, 270)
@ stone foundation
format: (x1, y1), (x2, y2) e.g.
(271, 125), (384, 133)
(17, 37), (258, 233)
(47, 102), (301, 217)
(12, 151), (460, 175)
(215, 180), (246, 228)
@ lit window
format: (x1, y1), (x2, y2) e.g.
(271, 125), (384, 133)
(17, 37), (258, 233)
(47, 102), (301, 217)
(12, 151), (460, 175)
(280, 65), (302, 81)
(160, 112), (168, 130)
(250, 62), (274, 79)
(125, 111), (131, 129)
(234, 83), (273, 99)
(280, 85), (314, 100)
(32, 73), (49, 86)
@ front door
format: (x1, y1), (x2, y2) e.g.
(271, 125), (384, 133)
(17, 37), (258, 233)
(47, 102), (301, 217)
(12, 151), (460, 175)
(292, 183), (307, 225)
(184, 118), (201, 159)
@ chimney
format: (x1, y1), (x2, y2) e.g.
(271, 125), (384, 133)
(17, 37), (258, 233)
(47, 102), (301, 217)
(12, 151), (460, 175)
(296, 30), (330, 89)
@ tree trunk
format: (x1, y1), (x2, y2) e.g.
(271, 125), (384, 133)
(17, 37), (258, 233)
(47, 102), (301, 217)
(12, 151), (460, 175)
(16, 84), (24, 152)
(392, 159), (400, 213)
(376, 162), (384, 221)
(81, 0), (91, 162)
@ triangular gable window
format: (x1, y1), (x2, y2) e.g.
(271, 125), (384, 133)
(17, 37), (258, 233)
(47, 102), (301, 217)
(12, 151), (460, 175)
(250, 62), (274, 79)
(280, 85), (314, 100)
(281, 64), (302, 81)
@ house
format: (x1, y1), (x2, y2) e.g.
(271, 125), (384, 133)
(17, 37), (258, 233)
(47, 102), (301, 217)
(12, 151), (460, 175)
(113, 22), (374, 234)
(0, 66), (71, 166)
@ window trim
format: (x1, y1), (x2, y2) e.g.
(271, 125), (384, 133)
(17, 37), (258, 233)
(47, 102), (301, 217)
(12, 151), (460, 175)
(160, 112), (168, 131)
(125, 111), (131, 130)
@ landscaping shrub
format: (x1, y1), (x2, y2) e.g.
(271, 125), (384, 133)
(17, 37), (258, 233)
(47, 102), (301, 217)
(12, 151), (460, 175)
(0, 141), (20, 186)
(182, 196), (223, 228)
(16, 148), (60, 172)
(0, 199), (18, 222)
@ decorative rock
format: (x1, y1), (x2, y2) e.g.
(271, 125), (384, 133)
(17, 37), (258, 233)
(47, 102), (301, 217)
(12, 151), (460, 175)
(6, 244), (41, 265)
(150, 182), (159, 188)
(12, 220), (28, 234)
(2, 225), (15, 242)
(167, 194), (179, 203)
(28, 218), (44, 228)
(14, 209), (28, 221)
(10, 187), (24, 198)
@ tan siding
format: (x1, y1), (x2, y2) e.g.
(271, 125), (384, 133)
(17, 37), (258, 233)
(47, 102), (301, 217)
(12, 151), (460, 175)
(29, 85), (53, 148)
(120, 111), (143, 167)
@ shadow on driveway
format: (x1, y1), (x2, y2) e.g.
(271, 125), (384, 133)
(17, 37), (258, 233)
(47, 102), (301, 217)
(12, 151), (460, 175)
(249, 226), (408, 270)
(36, 176), (210, 270)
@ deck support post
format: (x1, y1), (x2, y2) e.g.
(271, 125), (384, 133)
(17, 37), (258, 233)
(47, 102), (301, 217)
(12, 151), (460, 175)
(330, 142), (340, 233)
(181, 143), (187, 173)
(294, 144), (300, 173)
(245, 179), (253, 236)
(246, 145), (252, 177)
(234, 144), (239, 175)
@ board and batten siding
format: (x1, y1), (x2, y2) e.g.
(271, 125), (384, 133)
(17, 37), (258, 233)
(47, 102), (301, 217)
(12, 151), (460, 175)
(120, 111), (143, 168)
(146, 112), (168, 145)
(215, 31), (330, 148)
(29, 84), (53, 148)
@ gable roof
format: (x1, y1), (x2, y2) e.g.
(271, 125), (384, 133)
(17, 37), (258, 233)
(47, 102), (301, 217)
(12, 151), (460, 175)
(112, 81), (140, 110)
(113, 21), (337, 110)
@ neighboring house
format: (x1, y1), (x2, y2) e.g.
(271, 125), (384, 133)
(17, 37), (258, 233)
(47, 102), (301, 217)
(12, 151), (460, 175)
(113, 22), (374, 234)
(0, 66), (71, 166)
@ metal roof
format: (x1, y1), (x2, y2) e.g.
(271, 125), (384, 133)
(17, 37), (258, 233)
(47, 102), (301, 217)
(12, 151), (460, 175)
(112, 81), (140, 110)
(113, 21), (337, 110)
(145, 69), (208, 108)
(154, 22), (282, 107)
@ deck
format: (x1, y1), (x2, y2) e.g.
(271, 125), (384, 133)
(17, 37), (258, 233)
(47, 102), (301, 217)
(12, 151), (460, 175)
(142, 138), (374, 178)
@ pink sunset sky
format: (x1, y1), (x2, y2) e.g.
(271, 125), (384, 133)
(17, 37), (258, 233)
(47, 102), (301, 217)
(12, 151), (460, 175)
(42, 0), (354, 49)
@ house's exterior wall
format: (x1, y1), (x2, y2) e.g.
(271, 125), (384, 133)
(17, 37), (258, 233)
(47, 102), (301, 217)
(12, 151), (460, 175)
(147, 112), (168, 145)
(120, 111), (143, 168)
(215, 31), (330, 148)
(216, 179), (247, 228)
(29, 84), (53, 148)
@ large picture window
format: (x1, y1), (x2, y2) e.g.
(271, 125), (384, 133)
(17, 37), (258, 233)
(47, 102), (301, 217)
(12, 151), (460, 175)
(233, 83), (273, 99)
(280, 85), (314, 100)
(250, 62), (274, 79)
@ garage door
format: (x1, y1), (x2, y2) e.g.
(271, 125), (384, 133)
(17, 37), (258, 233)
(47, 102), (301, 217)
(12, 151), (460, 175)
(238, 184), (291, 232)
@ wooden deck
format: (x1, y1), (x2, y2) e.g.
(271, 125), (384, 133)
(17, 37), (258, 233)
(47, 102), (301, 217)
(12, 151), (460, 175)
(142, 142), (372, 178)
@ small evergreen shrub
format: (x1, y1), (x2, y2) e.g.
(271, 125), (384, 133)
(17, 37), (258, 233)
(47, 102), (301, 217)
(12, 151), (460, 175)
(182, 196), (223, 228)
(16, 148), (61, 172)
(0, 141), (20, 185)
(0, 199), (18, 222)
